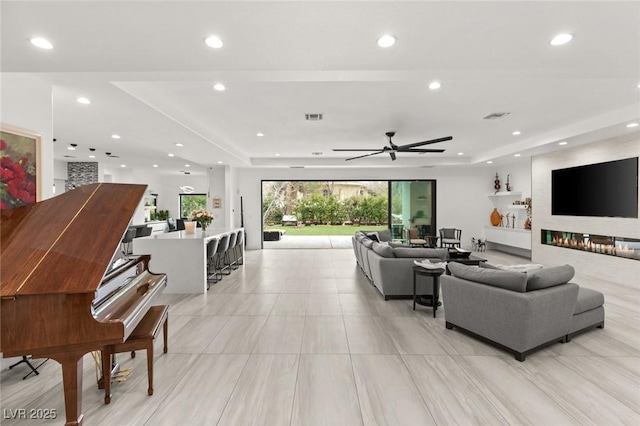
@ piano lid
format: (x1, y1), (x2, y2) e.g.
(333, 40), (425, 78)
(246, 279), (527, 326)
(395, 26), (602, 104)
(1, 183), (147, 297)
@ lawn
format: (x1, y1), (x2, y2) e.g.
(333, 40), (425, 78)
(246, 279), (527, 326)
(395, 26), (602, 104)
(263, 224), (388, 236)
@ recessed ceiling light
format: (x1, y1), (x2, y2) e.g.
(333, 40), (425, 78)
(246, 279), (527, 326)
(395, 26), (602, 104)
(204, 35), (223, 49)
(550, 33), (574, 46)
(626, 122), (639, 128)
(558, 141), (568, 145)
(175, 143), (184, 147)
(256, 132), (264, 137)
(377, 35), (396, 48)
(111, 134), (120, 139)
(185, 164), (190, 167)
(152, 164), (158, 168)
(217, 161), (223, 164)
(30, 37), (53, 50)
(512, 131), (521, 136)
(88, 155), (95, 159)
(168, 153), (175, 157)
(76, 97), (91, 105)
(275, 153), (281, 157)
(486, 160), (493, 164)
(457, 152), (464, 156)
(514, 154), (521, 157)
(213, 83), (226, 91)
(120, 164), (126, 168)
(428, 81), (441, 90)
(67, 144), (76, 151)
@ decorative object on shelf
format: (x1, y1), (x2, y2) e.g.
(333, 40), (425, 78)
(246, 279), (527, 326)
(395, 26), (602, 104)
(191, 209), (214, 232)
(505, 174), (511, 192)
(490, 208), (501, 226)
(524, 198), (532, 230)
(493, 173), (501, 193)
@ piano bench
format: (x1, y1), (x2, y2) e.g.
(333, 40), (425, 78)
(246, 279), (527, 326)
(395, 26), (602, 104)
(102, 305), (169, 404)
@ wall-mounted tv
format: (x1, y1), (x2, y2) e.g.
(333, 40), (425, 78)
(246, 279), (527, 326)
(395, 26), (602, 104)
(552, 157), (638, 218)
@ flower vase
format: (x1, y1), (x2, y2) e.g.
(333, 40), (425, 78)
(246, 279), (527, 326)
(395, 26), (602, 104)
(201, 223), (207, 233)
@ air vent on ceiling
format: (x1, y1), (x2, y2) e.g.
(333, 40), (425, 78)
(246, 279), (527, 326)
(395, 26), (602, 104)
(305, 113), (323, 121)
(483, 112), (510, 120)
(290, 166), (305, 169)
(62, 155), (77, 158)
(311, 152), (323, 156)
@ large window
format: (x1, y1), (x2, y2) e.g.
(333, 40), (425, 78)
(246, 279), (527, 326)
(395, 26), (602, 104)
(179, 193), (207, 219)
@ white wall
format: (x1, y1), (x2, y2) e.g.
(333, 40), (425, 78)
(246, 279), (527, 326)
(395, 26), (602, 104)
(234, 165), (504, 250)
(532, 133), (640, 285)
(1, 73), (54, 200)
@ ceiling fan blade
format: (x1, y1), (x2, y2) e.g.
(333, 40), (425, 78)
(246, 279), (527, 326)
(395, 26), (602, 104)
(389, 152), (396, 161)
(397, 148), (446, 153)
(345, 151), (385, 161)
(333, 148), (388, 152)
(398, 136), (453, 150)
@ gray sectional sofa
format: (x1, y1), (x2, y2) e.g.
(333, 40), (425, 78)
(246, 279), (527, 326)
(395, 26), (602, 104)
(352, 230), (447, 299)
(441, 262), (605, 361)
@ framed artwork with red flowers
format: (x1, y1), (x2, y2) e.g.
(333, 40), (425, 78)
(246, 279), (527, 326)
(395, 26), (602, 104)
(1, 125), (41, 210)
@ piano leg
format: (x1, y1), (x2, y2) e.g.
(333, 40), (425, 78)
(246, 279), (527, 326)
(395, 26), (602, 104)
(101, 347), (113, 404)
(57, 353), (85, 426)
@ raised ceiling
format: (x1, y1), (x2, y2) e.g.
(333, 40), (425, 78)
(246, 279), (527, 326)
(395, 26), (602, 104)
(2, 1), (639, 173)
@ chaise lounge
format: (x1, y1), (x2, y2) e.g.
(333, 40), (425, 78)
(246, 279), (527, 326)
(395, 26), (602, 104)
(441, 262), (605, 361)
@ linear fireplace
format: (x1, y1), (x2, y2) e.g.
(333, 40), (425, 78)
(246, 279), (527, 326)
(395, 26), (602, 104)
(541, 229), (640, 261)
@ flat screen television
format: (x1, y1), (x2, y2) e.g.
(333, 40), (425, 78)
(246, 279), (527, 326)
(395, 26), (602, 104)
(552, 157), (638, 218)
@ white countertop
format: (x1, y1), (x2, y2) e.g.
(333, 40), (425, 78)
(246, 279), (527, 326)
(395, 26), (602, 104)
(138, 227), (243, 242)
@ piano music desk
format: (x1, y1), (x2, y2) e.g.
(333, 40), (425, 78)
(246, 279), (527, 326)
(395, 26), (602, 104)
(101, 305), (169, 404)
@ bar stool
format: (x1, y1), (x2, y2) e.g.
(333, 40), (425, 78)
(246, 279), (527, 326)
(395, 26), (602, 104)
(101, 305), (169, 404)
(216, 234), (230, 276)
(234, 230), (244, 267)
(206, 238), (220, 288)
(120, 228), (136, 255)
(224, 232), (237, 272)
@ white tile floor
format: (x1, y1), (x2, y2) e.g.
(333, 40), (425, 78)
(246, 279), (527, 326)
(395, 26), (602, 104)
(1, 248), (639, 425)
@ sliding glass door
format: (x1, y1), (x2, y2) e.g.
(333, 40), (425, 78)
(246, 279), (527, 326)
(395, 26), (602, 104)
(389, 181), (436, 241)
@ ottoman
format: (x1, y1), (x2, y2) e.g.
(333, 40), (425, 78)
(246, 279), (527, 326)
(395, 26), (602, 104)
(567, 287), (604, 341)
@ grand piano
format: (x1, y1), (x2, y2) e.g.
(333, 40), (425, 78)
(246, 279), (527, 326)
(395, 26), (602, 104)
(1, 183), (167, 426)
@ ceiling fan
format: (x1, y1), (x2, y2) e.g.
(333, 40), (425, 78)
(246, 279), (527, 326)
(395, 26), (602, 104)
(333, 131), (451, 161)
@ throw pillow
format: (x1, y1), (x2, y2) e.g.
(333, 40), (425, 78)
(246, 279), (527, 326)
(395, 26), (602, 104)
(479, 262), (499, 269)
(526, 264), (575, 291)
(372, 241), (395, 258)
(448, 262), (527, 292)
(366, 232), (380, 242)
(361, 238), (375, 248)
(393, 247), (447, 259)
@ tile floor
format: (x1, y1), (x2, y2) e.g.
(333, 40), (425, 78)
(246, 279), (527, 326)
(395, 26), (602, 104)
(1, 249), (639, 425)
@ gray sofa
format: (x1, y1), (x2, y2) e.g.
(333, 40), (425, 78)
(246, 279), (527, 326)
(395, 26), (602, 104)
(441, 262), (605, 361)
(353, 230), (447, 299)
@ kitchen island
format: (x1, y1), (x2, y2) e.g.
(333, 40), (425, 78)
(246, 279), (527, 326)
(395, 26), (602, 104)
(132, 227), (243, 293)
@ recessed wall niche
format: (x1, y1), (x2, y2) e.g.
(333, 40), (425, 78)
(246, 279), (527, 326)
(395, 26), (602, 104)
(541, 229), (640, 261)
(66, 162), (98, 191)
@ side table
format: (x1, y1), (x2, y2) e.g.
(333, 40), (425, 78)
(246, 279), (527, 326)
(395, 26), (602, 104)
(412, 265), (445, 317)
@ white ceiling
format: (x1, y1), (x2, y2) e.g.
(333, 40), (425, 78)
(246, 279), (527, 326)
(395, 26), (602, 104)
(2, 1), (639, 174)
